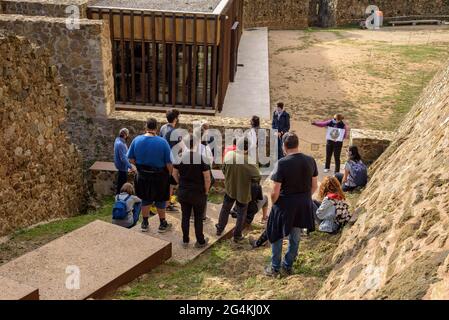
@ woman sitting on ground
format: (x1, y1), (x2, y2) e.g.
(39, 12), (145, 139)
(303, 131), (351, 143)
(112, 183), (142, 229)
(335, 145), (368, 192)
(314, 176), (348, 234)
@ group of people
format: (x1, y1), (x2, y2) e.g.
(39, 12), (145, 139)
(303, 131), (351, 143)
(111, 104), (368, 276)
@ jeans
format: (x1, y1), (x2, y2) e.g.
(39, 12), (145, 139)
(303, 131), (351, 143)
(217, 194), (248, 239)
(271, 227), (301, 271)
(180, 195), (207, 244)
(335, 173), (358, 192)
(325, 140), (343, 172)
(116, 171), (128, 195)
(128, 203), (142, 229)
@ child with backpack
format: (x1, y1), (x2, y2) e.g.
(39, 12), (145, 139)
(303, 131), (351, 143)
(335, 145), (368, 192)
(112, 183), (142, 229)
(314, 176), (351, 234)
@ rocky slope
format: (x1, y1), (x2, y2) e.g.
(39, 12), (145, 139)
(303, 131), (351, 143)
(0, 35), (85, 236)
(318, 59), (449, 300)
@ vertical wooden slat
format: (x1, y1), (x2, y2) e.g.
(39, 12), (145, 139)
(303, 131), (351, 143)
(171, 13), (177, 106)
(191, 15), (197, 108)
(120, 10), (127, 102)
(141, 11), (146, 104)
(130, 11), (136, 104)
(217, 15), (226, 111)
(151, 12), (157, 105)
(161, 12), (166, 106)
(202, 15), (208, 109)
(109, 9), (116, 101)
(182, 14), (187, 108)
(210, 15), (218, 109)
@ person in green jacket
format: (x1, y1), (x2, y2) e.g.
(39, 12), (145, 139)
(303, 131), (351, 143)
(216, 137), (261, 242)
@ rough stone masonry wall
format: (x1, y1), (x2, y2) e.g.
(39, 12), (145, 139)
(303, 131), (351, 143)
(0, 0), (89, 18)
(0, 14), (115, 166)
(0, 35), (85, 236)
(317, 60), (449, 299)
(243, 0), (449, 28)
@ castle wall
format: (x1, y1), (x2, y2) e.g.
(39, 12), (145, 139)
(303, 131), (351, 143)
(0, 34), (86, 235)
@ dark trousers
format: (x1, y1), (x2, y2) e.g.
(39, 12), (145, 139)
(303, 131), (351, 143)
(335, 173), (358, 192)
(325, 140), (343, 172)
(116, 171), (128, 195)
(180, 195), (207, 244)
(277, 136), (285, 160)
(217, 194), (248, 239)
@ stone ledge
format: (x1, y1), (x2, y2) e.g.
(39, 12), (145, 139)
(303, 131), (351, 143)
(350, 128), (395, 164)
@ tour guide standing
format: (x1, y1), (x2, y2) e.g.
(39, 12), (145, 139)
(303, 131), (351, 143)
(216, 138), (261, 242)
(114, 128), (135, 194)
(311, 113), (350, 173)
(266, 132), (318, 277)
(272, 102), (290, 159)
(127, 118), (173, 233)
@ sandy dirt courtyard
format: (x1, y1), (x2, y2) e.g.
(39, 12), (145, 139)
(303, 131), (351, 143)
(268, 26), (449, 161)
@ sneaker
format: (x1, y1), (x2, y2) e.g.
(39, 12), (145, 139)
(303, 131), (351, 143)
(215, 224), (223, 236)
(158, 222), (172, 233)
(166, 204), (178, 212)
(141, 220), (149, 232)
(233, 235), (245, 243)
(249, 237), (259, 249)
(181, 241), (189, 249)
(323, 168), (330, 173)
(203, 216), (210, 222)
(264, 265), (280, 278)
(281, 266), (293, 276)
(194, 237), (209, 249)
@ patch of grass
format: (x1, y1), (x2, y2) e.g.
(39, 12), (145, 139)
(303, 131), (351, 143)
(11, 198), (114, 242)
(208, 192), (224, 204)
(378, 44), (449, 63)
(0, 197), (114, 264)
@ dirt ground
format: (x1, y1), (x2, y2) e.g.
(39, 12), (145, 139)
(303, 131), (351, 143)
(269, 26), (449, 162)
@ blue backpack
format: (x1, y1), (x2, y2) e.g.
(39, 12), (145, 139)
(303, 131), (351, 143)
(350, 161), (368, 187)
(112, 194), (131, 220)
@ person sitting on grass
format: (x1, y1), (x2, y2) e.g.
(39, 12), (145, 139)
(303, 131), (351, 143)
(112, 183), (142, 229)
(335, 145), (368, 192)
(314, 176), (350, 234)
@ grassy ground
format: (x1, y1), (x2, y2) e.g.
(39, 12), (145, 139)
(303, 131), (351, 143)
(0, 198), (115, 265)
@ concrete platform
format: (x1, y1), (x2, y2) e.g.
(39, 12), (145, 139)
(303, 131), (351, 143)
(133, 202), (234, 264)
(0, 276), (39, 300)
(0, 220), (171, 300)
(220, 27), (270, 120)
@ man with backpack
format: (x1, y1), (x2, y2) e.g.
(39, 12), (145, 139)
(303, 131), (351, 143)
(335, 145), (368, 192)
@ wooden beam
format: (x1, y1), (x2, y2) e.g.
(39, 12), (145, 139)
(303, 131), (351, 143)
(191, 15), (198, 109)
(171, 13), (177, 106)
(202, 14), (208, 109)
(161, 12), (166, 106)
(130, 11), (136, 104)
(151, 12), (157, 105)
(119, 10), (127, 102)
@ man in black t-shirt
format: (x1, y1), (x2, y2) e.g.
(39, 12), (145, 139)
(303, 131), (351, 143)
(265, 132), (319, 277)
(172, 135), (212, 248)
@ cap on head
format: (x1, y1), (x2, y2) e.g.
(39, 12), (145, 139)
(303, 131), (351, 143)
(119, 128), (129, 137)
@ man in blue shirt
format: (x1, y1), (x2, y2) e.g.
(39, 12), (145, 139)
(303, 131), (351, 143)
(127, 118), (173, 233)
(114, 128), (135, 195)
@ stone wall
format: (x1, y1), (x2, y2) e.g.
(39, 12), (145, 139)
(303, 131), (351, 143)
(0, 0), (89, 18)
(243, 0), (449, 28)
(244, 0), (310, 29)
(318, 59), (449, 299)
(0, 14), (115, 166)
(350, 129), (394, 164)
(0, 34), (86, 236)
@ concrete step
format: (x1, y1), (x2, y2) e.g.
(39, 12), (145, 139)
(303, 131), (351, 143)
(0, 220), (171, 300)
(0, 276), (39, 300)
(133, 202), (234, 264)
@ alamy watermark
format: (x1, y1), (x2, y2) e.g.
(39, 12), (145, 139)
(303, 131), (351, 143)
(65, 5), (80, 30)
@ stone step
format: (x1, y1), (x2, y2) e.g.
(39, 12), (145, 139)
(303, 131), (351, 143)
(133, 202), (234, 264)
(0, 220), (171, 300)
(0, 276), (39, 300)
